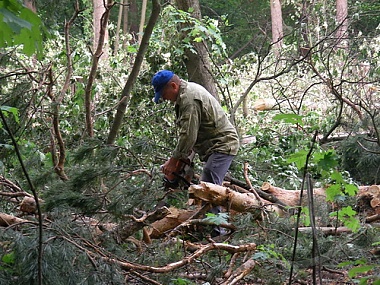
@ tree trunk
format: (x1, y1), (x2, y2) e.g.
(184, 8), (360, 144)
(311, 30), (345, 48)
(189, 182), (282, 214)
(107, 0), (161, 145)
(175, 0), (219, 100)
(114, 0), (124, 55)
(129, 0), (139, 42)
(138, 0), (148, 44)
(86, 0), (113, 138)
(270, 0), (283, 54)
(122, 0), (130, 48)
(93, 0), (109, 57)
(336, 0), (348, 49)
(299, 1), (310, 58)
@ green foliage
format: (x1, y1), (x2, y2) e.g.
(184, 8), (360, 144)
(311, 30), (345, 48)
(273, 113), (305, 125)
(325, 171), (358, 202)
(147, 5), (227, 75)
(330, 206), (360, 232)
(170, 277), (194, 285)
(339, 259), (380, 284)
(254, 244), (288, 264)
(0, 0), (47, 57)
(203, 212), (229, 225)
(0, 106), (19, 124)
(0, 220), (126, 285)
(340, 135), (380, 184)
(200, 0), (272, 56)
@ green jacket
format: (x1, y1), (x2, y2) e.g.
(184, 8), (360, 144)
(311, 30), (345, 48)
(172, 80), (239, 161)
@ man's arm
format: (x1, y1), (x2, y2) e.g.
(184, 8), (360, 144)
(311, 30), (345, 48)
(172, 102), (201, 160)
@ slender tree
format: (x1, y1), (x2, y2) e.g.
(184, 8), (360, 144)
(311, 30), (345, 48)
(93, 0), (110, 59)
(129, 0), (139, 42)
(122, 0), (130, 47)
(175, 0), (219, 99)
(270, 0), (283, 54)
(114, 0), (124, 54)
(138, 0), (148, 44)
(336, 0), (348, 49)
(85, 0), (113, 137)
(107, 0), (161, 144)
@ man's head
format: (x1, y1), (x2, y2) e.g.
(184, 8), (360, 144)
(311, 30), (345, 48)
(152, 70), (180, 104)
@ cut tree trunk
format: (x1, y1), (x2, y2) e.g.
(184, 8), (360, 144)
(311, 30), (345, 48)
(260, 181), (327, 207)
(189, 182), (282, 214)
(147, 207), (196, 239)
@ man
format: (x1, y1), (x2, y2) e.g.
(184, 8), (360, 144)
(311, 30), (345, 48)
(152, 69), (239, 195)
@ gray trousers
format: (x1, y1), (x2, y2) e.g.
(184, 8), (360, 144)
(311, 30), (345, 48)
(201, 152), (235, 214)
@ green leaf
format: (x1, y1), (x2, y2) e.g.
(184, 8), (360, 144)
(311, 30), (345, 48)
(252, 251), (269, 261)
(330, 206), (360, 232)
(1, 105), (19, 123)
(0, 7), (32, 32)
(344, 216), (360, 232)
(348, 265), (375, 278)
(286, 149), (308, 169)
(203, 212), (229, 225)
(1, 252), (15, 265)
(326, 184), (342, 202)
(338, 259), (366, 267)
(344, 184), (358, 196)
(0, 0), (46, 57)
(273, 113), (304, 125)
(330, 171), (344, 184)
(314, 150), (338, 170)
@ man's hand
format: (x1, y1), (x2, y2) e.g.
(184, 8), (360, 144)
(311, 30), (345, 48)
(161, 157), (183, 181)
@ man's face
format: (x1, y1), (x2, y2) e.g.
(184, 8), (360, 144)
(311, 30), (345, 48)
(161, 81), (178, 103)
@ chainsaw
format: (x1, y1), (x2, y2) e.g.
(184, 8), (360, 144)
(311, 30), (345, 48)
(162, 151), (195, 189)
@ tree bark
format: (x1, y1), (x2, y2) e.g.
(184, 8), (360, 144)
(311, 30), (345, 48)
(107, 0), (161, 145)
(189, 182), (282, 214)
(114, 0), (124, 55)
(128, 0), (139, 42)
(86, 0), (113, 138)
(298, 226), (352, 235)
(175, 0), (219, 100)
(0, 213), (30, 227)
(270, 0), (283, 54)
(336, 0), (348, 49)
(93, 0), (110, 55)
(138, 0), (148, 44)
(122, 0), (130, 47)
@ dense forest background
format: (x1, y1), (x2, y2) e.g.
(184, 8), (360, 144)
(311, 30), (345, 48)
(0, 0), (379, 284)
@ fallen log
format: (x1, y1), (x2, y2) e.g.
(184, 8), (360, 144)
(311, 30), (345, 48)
(0, 213), (31, 227)
(147, 207), (196, 239)
(260, 182), (327, 206)
(261, 182), (380, 217)
(298, 226), (352, 235)
(189, 182), (282, 215)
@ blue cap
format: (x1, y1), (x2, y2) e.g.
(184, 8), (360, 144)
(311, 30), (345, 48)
(152, 70), (174, 103)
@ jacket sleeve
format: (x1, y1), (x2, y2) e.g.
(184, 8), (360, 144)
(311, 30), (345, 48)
(172, 101), (201, 160)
